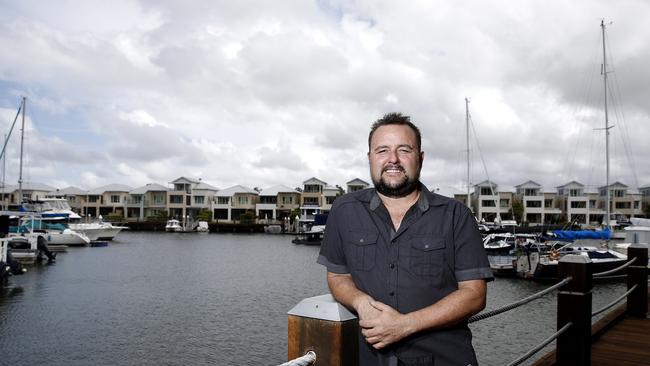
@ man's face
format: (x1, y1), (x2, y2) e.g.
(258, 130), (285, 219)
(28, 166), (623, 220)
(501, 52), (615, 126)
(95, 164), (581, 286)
(368, 124), (423, 198)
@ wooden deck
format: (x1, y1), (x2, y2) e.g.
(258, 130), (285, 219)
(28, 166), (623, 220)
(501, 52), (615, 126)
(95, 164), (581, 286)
(533, 286), (650, 366)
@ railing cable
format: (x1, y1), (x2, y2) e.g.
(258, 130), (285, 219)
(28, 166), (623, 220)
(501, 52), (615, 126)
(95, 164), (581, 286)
(506, 322), (573, 366)
(593, 257), (637, 278)
(468, 277), (572, 323)
(277, 351), (316, 366)
(592, 284), (638, 317)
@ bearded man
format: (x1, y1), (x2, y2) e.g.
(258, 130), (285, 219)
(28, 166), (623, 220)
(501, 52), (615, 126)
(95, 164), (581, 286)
(317, 112), (493, 366)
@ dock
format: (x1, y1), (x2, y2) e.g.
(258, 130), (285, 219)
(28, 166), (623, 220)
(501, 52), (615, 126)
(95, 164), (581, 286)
(532, 287), (650, 365)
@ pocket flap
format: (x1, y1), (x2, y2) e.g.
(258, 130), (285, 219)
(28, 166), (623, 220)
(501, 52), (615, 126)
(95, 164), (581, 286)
(348, 230), (378, 246)
(410, 237), (445, 251)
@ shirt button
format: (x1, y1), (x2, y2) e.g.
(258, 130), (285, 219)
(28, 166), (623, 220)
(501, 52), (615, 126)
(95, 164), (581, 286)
(389, 291), (395, 296)
(389, 263), (395, 269)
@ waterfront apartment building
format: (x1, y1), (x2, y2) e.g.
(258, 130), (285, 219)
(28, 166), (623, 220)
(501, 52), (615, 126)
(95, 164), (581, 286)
(472, 180), (513, 223)
(346, 178), (370, 193)
(515, 181), (562, 225)
(213, 185), (258, 221)
(255, 185), (301, 222)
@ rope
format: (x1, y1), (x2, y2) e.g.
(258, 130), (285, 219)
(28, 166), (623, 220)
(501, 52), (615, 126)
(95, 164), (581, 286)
(468, 277), (572, 323)
(506, 322), (573, 366)
(592, 284), (638, 317)
(277, 351), (316, 366)
(593, 257), (637, 278)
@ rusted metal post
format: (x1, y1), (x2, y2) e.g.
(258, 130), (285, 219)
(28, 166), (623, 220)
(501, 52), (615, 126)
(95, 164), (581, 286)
(287, 294), (358, 366)
(556, 254), (592, 366)
(626, 244), (648, 318)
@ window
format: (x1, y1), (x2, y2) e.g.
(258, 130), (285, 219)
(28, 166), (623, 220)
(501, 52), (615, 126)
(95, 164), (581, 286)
(131, 196), (142, 204)
(304, 184), (321, 193)
(238, 196), (248, 205)
(526, 201), (542, 208)
(524, 188), (538, 196)
(613, 190), (626, 198)
(569, 189), (582, 197)
(326, 196), (336, 204)
(152, 194), (165, 205)
(194, 196), (205, 205)
(480, 187), (493, 195)
(303, 197), (319, 206)
(282, 196), (293, 204)
(111, 195), (120, 203)
(634, 201), (640, 209)
(571, 201), (586, 208)
(615, 202), (631, 209)
(589, 200), (597, 209)
(544, 199), (554, 208)
(481, 200), (496, 207)
(88, 196), (98, 203)
(260, 196), (276, 204)
(217, 197), (229, 205)
(170, 195), (183, 204)
(500, 199), (509, 208)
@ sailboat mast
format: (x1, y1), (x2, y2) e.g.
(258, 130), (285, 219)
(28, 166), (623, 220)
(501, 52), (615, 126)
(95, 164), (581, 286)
(465, 98), (471, 210)
(601, 20), (611, 231)
(18, 96), (26, 204)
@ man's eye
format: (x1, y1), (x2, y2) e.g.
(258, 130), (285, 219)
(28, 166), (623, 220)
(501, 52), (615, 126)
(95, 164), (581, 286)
(398, 148), (412, 154)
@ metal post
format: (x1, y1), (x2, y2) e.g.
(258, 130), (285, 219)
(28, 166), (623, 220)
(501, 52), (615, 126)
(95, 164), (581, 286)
(626, 244), (648, 318)
(287, 294), (358, 366)
(557, 254), (592, 366)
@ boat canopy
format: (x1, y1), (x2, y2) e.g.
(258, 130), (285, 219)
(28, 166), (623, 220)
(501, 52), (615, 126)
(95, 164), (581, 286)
(551, 229), (611, 240)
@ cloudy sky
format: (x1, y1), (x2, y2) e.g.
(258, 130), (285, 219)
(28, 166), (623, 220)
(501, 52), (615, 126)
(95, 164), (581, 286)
(1, 0), (649, 195)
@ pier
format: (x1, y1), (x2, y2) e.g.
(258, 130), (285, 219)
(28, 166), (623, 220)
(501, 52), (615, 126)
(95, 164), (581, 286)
(285, 244), (649, 366)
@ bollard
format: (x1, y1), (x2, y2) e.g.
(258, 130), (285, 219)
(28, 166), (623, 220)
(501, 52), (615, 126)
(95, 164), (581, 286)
(626, 244), (648, 318)
(287, 294), (358, 366)
(556, 254), (592, 366)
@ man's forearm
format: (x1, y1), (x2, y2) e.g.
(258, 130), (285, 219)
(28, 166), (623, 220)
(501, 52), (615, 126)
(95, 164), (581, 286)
(326, 272), (373, 312)
(405, 280), (486, 335)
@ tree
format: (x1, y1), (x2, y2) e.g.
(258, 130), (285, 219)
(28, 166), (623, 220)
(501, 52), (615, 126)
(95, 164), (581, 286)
(511, 200), (524, 224)
(198, 209), (212, 222)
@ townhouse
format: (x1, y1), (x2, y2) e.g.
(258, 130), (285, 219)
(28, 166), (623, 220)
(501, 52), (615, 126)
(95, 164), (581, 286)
(256, 185), (301, 222)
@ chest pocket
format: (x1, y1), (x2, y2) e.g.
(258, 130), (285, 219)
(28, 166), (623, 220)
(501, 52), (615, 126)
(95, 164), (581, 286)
(348, 230), (378, 271)
(409, 235), (446, 277)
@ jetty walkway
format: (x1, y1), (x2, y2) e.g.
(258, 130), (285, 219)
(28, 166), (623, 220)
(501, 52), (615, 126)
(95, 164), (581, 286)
(283, 243), (649, 366)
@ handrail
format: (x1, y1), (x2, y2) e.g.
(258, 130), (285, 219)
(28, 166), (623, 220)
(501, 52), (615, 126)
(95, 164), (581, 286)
(468, 277), (572, 323)
(506, 322), (573, 366)
(277, 351), (316, 366)
(592, 284), (638, 317)
(592, 257), (637, 278)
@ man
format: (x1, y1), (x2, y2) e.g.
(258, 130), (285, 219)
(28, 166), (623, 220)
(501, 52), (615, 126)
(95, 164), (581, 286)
(317, 112), (493, 366)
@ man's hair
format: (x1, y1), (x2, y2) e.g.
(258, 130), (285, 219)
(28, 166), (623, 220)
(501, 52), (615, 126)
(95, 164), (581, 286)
(368, 112), (422, 151)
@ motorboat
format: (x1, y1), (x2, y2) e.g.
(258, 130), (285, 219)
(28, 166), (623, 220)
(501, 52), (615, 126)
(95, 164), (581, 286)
(67, 221), (126, 241)
(165, 219), (183, 232)
(516, 244), (627, 281)
(17, 219), (90, 246)
(195, 221), (209, 233)
(292, 225), (325, 245)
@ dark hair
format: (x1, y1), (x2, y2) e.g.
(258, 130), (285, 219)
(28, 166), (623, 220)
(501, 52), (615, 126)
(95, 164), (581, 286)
(368, 112), (422, 151)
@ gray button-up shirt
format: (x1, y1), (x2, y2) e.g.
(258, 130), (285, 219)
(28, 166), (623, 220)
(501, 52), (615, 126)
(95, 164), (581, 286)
(317, 184), (493, 366)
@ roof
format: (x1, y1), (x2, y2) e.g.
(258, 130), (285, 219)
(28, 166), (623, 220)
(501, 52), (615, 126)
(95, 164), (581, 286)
(556, 180), (585, 188)
(259, 184), (300, 196)
(474, 180), (498, 188)
(5, 181), (57, 192)
(50, 186), (87, 195)
(194, 181), (219, 191)
(597, 181), (628, 189)
(130, 183), (169, 194)
(215, 185), (258, 197)
(515, 180), (541, 188)
(169, 176), (200, 184)
(346, 178), (370, 186)
(303, 177), (327, 186)
(88, 184), (133, 195)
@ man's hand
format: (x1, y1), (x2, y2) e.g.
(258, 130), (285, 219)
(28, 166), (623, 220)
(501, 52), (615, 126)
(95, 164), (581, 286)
(358, 301), (415, 349)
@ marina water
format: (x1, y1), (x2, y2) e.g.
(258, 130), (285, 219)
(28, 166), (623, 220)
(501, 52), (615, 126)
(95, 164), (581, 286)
(0, 232), (624, 365)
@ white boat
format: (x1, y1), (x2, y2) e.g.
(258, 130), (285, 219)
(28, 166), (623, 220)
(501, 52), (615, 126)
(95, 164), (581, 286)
(195, 221), (209, 232)
(67, 221), (126, 241)
(165, 219), (183, 232)
(19, 217), (90, 246)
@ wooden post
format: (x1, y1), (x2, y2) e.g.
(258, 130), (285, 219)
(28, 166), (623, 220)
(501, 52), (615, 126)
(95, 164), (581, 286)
(287, 294), (358, 366)
(556, 254), (592, 366)
(626, 244), (648, 318)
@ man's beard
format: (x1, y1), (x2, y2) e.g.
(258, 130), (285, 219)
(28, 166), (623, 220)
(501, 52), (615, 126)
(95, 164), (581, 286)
(372, 164), (421, 198)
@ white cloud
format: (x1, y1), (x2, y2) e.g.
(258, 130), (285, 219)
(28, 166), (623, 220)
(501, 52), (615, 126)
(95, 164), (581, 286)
(0, 0), (649, 193)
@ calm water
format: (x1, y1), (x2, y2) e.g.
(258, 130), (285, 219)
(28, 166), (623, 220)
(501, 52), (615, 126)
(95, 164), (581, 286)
(0, 232), (625, 365)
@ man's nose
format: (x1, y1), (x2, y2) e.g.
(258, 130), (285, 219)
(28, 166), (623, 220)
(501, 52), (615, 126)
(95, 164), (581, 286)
(387, 149), (399, 163)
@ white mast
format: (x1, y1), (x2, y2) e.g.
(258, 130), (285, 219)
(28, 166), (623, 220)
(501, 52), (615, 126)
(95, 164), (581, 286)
(18, 96), (26, 204)
(465, 98), (471, 210)
(601, 20), (612, 231)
